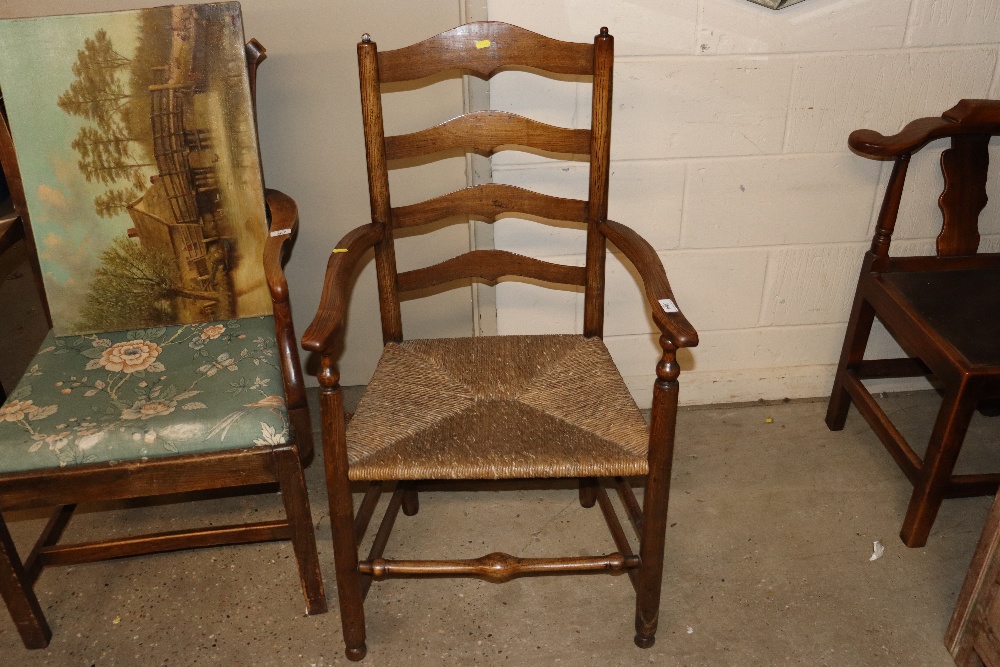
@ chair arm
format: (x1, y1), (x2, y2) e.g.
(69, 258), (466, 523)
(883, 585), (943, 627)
(849, 99), (1000, 159)
(301, 222), (384, 354)
(599, 219), (698, 349)
(263, 189), (299, 304)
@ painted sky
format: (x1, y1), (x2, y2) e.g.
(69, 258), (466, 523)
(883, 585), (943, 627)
(0, 10), (144, 331)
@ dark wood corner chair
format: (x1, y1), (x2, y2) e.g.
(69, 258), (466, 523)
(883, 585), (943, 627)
(0, 38), (326, 650)
(826, 99), (1000, 548)
(301, 22), (698, 661)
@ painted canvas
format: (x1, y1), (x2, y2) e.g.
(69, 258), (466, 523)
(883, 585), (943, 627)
(0, 2), (271, 336)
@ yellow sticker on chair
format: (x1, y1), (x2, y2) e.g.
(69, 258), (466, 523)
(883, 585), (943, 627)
(475, 39), (491, 49)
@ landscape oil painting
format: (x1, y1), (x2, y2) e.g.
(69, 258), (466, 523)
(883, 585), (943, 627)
(0, 2), (270, 336)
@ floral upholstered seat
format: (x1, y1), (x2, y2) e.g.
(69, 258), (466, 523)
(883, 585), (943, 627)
(0, 316), (289, 474)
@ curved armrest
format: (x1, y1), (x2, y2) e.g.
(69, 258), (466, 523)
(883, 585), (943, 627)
(301, 222), (384, 354)
(599, 219), (698, 348)
(263, 189), (299, 304)
(849, 99), (1000, 159)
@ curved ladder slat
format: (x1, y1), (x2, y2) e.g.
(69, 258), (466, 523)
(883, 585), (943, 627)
(397, 250), (586, 292)
(384, 111), (590, 161)
(392, 183), (588, 228)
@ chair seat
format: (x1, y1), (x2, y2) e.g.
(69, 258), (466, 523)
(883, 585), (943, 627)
(882, 267), (1000, 368)
(0, 316), (289, 475)
(347, 334), (650, 481)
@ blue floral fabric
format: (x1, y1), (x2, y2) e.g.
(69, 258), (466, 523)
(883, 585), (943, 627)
(0, 316), (289, 474)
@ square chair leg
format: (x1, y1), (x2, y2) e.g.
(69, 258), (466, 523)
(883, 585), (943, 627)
(0, 513), (51, 649)
(900, 377), (984, 547)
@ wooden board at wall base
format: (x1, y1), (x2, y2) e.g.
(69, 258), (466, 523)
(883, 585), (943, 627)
(621, 365), (935, 409)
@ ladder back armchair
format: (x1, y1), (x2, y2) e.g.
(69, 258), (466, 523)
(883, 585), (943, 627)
(302, 22), (697, 660)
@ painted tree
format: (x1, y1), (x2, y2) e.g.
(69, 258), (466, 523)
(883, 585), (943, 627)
(77, 238), (220, 331)
(58, 28), (156, 218)
(93, 187), (142, 219)
(72, 124), (152, 190)
(56, 29), (132, 131)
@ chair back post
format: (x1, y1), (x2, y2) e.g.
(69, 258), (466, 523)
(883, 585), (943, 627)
(869, 154), (910, 270)
(583, 27), (613, 338)
(245, 38), (266, 105)
(241, 39), (311, 460)
(358, 35), (404, 344)
(245, 38), (267, 190)
(937, 133), (990, 257)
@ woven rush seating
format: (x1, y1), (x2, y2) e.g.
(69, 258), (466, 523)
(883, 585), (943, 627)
(347, 335), (649, 481)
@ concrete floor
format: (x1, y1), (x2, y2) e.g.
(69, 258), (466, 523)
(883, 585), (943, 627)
(1, 254), (998, 665)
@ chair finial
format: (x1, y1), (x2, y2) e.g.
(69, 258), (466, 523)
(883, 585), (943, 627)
(600, 27), (609, 36)
(361, 33), (371, 43)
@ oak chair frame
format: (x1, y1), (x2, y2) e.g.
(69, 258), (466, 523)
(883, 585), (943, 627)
(0, 39), (327, 650)
(826, 99), (1000, 548)
(302, 22), (698, 661)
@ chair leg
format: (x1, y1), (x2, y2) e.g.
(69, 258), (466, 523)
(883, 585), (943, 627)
(0, 512), (51, 649)
(274, 447), (327, 615)
(401, 483), (419, 517)
(900, 378), (984, 548)
(579, 477), (598, 509)
(827, 294), (877, 431)
(634, 371), (678, 649)
(320, 382), (367, 661)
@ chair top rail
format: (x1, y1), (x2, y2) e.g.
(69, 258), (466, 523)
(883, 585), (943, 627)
(850, 99), (1000, 159)
(376, 21), (594, 83)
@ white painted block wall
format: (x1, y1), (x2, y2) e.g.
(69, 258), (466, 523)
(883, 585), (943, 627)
(487, 0), (1000, 408)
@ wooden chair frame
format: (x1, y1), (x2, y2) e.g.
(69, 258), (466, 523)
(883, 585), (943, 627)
(302, 22), (698, 660)
(826, 99), (1000, 548)
(0, 39), (327, 650)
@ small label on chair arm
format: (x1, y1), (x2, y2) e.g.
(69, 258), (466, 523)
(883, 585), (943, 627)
(269, 229), (291, 237)
(658, 298), (679, 313)
(475, 39), (491, 49)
